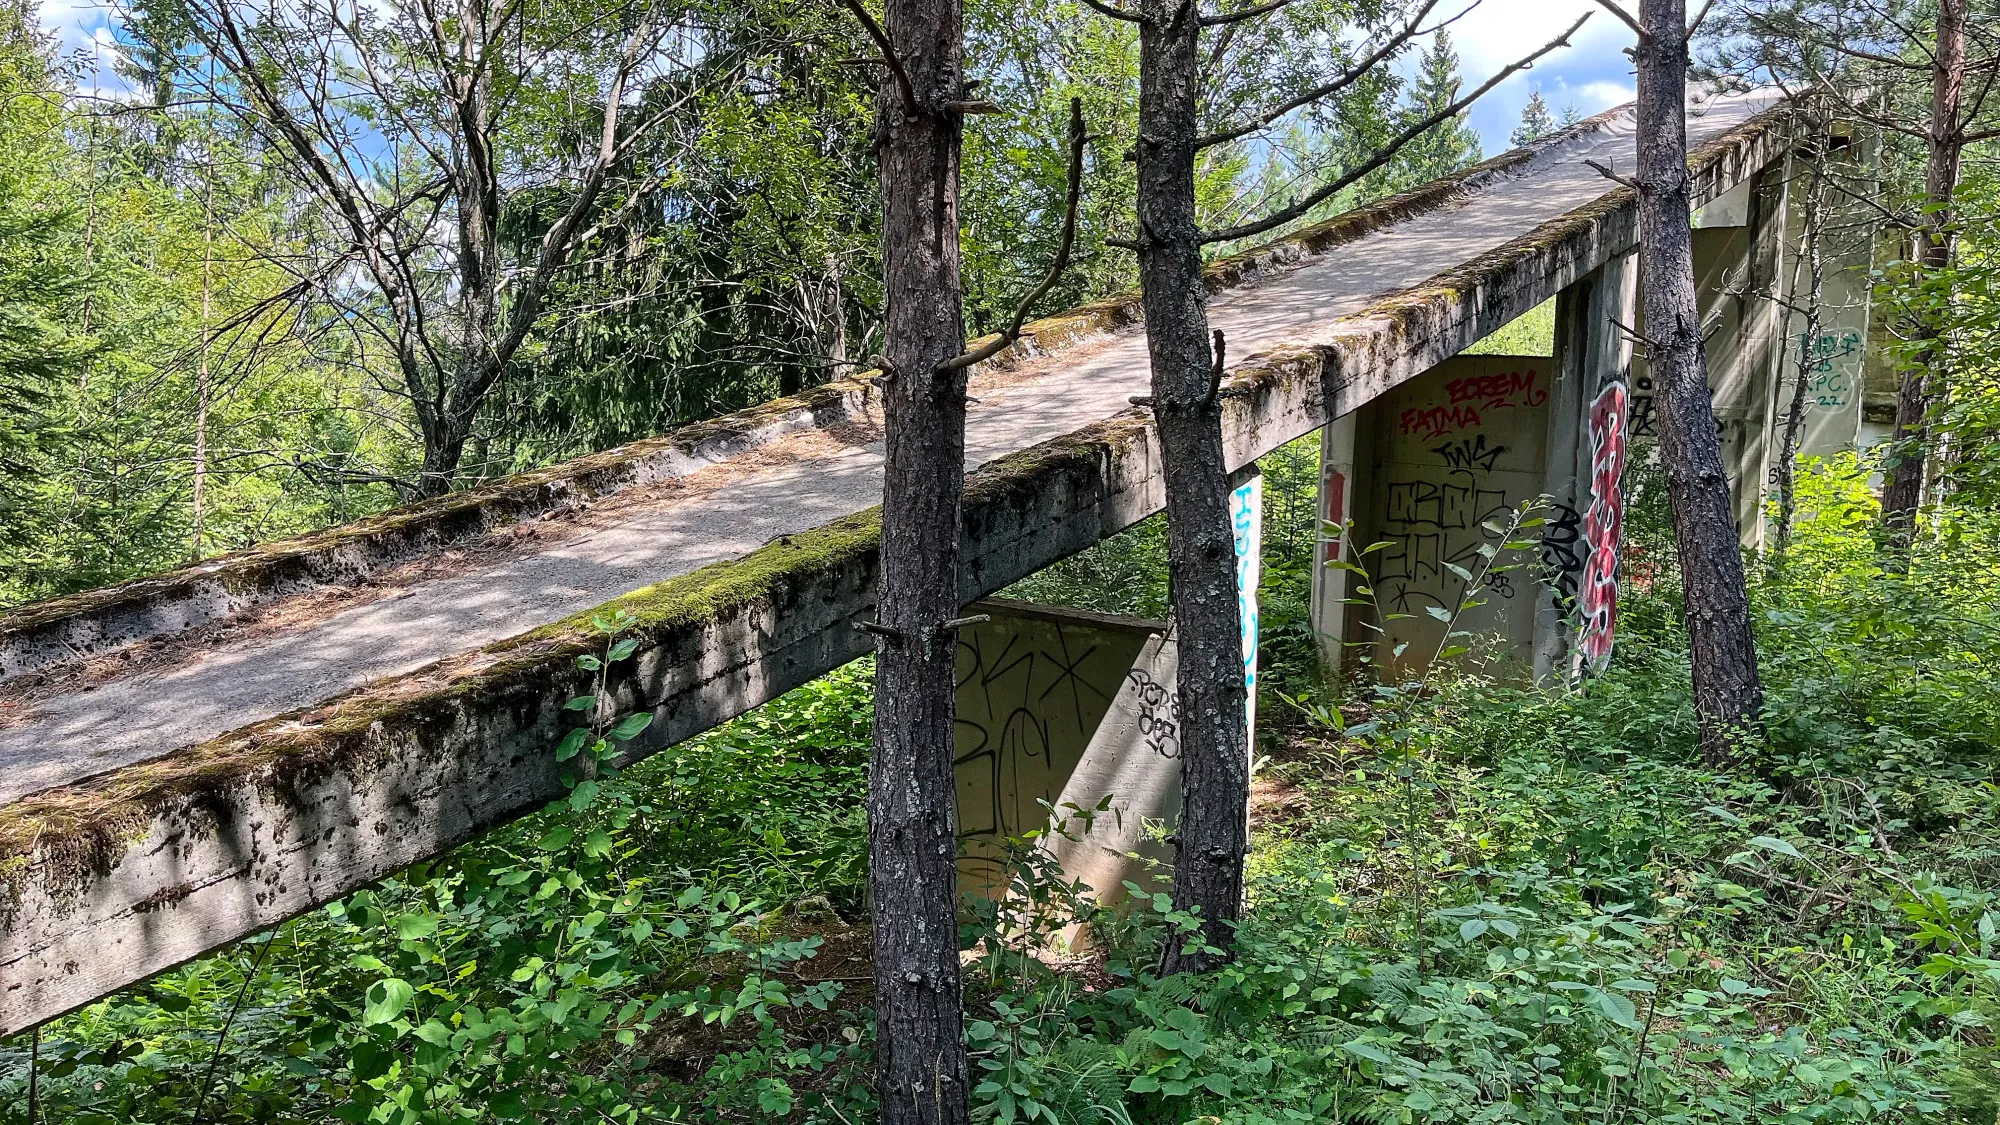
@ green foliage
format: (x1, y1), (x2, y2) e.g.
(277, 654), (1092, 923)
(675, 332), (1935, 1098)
(1510, 91), (1558, 149)
(1381, 29), (1483, 194)
(1, 624), (877, 1124)
(0, 4), (90, 530)
(1462, 298), (1556, 357)
(951, 457), (2000, 1124)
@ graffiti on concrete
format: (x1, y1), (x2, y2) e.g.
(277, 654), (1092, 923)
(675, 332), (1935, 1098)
(1378, 468), (1511, 615)
(1356, 356), (1554, 672)
(1316, 464), (1346, 570)
(1431, 434), (1507, 472)
(1796, 329), (1862, 408)
(1575, 380), (1629, 677)
(1230, 475), (1262, 732)
(1398, 366), (1547, 440)
(952, 609), (1148, 869)
(1124, 666), (1181, 760)
(1542, 501), (1586, 610)
(1629, 371), (1658, 438)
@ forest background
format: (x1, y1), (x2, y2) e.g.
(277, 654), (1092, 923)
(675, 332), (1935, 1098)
(0, 0), (1518, 604)
(5, 0), (2000, 1123)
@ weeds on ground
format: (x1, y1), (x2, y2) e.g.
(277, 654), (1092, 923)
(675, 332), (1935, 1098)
(5, 459), (1998, 1124)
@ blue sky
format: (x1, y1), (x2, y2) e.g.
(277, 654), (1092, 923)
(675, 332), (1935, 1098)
(38, 0), (1635, 154)
(1428, 0), (1641, 154)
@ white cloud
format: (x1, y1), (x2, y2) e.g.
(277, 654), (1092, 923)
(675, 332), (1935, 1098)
(1444, 0), (1632, 82)
(1408, 0), (1639, 153)
(1569, 79), (1637, 110)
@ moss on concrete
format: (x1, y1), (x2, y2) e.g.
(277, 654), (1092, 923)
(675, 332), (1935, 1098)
(0, 378), (877, 666)
(0, 96), (1795, 913)
(0, 505), (888, 895)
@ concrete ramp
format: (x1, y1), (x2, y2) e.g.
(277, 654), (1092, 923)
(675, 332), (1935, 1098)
(0, 93), (1787, 1033)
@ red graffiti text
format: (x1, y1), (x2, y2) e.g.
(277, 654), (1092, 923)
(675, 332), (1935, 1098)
(1446, 368), (1547, 410)
(1400, 403), (1484, 440)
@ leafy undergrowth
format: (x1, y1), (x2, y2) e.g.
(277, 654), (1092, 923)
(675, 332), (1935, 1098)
(941, 457), (2000, 1124)
(5, 458), (2000, 1124)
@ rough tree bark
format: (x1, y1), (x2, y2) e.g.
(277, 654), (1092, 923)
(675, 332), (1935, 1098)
(1880, 0), (1966, 544)
(1097, 0), (1583, 972)
(1624, 0), (1766, 764)
(1133, 0), (1250, 976)
(860, 0), (974, 1121)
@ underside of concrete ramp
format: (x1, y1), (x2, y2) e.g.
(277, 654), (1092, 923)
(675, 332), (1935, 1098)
(0, 93), (1787, 1033)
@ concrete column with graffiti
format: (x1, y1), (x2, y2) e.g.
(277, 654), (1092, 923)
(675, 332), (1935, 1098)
(1229, 470), (1263, 749)
(1539, 253), (1639, 682)
(951, 474), (1261, 910)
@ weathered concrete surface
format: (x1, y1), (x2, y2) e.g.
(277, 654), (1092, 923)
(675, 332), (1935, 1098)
(0, 93), (1787, 1033)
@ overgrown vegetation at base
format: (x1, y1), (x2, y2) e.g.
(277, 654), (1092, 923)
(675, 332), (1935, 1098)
(6, 453), (1999, 1123)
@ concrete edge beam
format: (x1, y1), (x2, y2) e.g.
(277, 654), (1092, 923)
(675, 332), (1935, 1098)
(0, 105), (1785, 1034)
(0, 112), (1624, 687)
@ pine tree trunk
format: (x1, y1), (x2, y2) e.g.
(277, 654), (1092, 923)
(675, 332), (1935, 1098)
(1633, 0), (1764, 766)
(1135, 0), (1248, 975)
(1881, 0), (1965, 544)
(868, 1), (973, 1121)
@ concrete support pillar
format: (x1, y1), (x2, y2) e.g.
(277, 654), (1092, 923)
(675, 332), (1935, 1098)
(1309, 411), (1362, 675)
(1689, 164), (1792, 549)
(1535, 252), (1639, 683)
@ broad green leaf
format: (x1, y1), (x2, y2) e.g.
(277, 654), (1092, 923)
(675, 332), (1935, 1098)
(1748, 835), (1802, 859)
(1341, 1040), (1396, 1065)
(362, 978), (413, 1026)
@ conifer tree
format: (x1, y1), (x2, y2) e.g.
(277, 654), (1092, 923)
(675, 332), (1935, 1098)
(1395, 30), (1484, 183)
(1512, 89), (1557, 146)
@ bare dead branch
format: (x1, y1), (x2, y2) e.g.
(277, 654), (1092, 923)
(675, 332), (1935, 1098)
(1824, 40), (1928, 70)
(1583, 158), (1638, 188)
(939, 98), (1092, 373)
(1201, 11), (1589, 245)
(1196, 0), (1443, 150)
(1686, 0), (1716, 38)
(1590, 0), (1645, 40)
(837, 0), (918, 114)
(1200, 0), (1294, 27)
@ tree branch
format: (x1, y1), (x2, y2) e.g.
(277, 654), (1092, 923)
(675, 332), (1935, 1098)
(1200, 0), (1294, 27)
(838, 0), (918, 114)
(1079, 0), (1150, 22)
(1686, 0), (1716, 38)
(939, 98), (1092, 373)
(1196, 0), (1443, 150)
(1583, 158), (1638, 188)
(1201, 12), (1589, 245)
(485, 11), (662, 383)
(1590, 0), (1644, 40)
